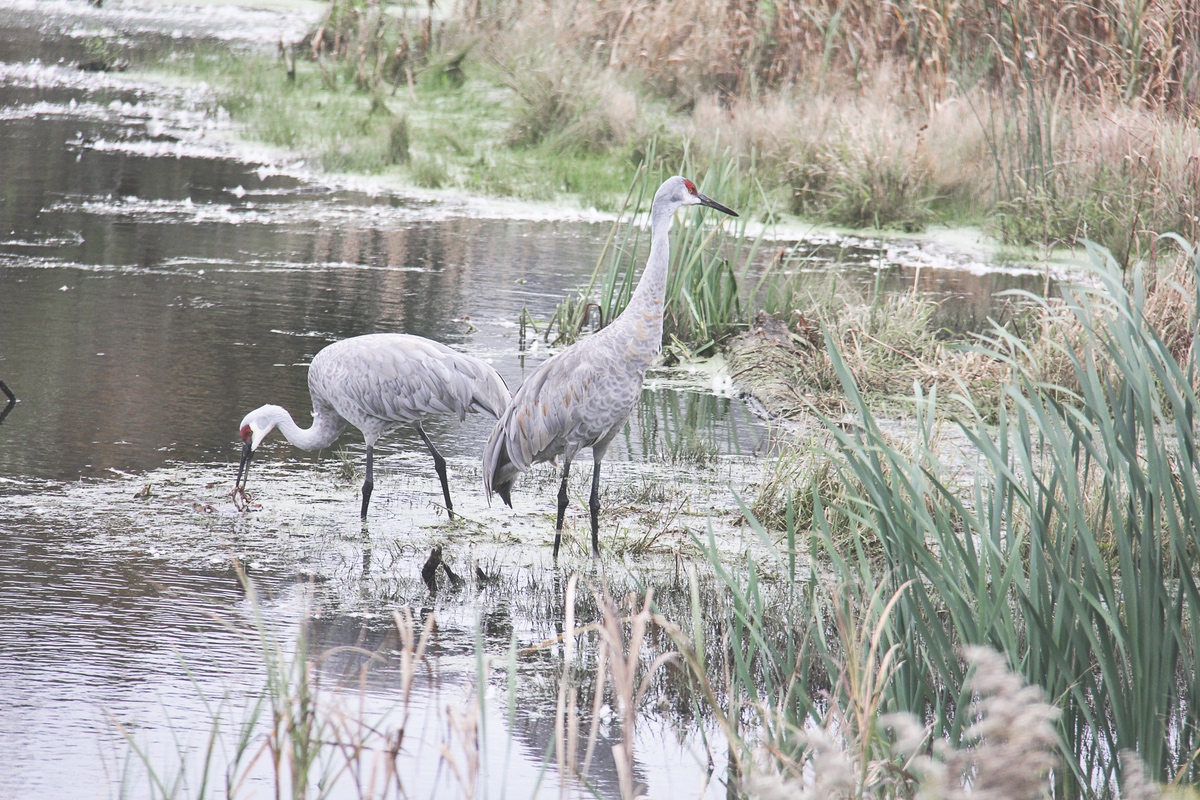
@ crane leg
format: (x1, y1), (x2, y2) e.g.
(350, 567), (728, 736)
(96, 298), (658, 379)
(361, 444), (374, 519)
(553, 461), (571, 559)
(589, 458), (601, 557)
(416, 423), (454, 519)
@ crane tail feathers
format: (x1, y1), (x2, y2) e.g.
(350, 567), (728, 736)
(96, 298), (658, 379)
(482, 423), (520, 509)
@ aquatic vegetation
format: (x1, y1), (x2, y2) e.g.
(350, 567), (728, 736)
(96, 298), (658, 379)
(733, 239), (1200, 432)
(116, 571), (457, 799)
(112, 559), (1076, 800)
(985, 101), (1200, 263)
(487, 30), (641, 156)
(647, 527), (1070, 800)
(113, 560), (731, 799)
(151, 41), (634, 204)
(385, 115), (410, 164)
(112, 234), (1200, 796)
(780, 240), (1200, 791)
(731, 270), (1012, 426)
(737, 287), (950, 414)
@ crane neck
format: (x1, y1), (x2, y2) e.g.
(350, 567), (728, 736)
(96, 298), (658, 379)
(623, 200), (675, 331)
(261, 404), (346, 452)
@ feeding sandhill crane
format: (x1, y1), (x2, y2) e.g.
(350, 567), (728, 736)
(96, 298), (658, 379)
(482, 176), (737, 557)
(235, 333), (510, 519)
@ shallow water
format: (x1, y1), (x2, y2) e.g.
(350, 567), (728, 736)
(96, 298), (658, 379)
(0, 3), (1046, 798)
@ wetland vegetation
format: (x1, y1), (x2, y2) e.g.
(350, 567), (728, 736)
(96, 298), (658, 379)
(98, 0), (1200, 797)
(149, 0), (1199, 255)
(119, 242), (1200, 800)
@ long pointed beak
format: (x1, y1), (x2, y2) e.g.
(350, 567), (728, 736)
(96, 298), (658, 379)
(234, 440), (253, 504)
(698, 192), (738, 217)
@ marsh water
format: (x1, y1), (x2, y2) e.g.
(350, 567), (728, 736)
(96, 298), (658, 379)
(0, 3), (1052, 798)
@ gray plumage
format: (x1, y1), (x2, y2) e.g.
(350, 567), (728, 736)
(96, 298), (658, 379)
(482, 176), (737, 556)
(235, 333), (511, 519)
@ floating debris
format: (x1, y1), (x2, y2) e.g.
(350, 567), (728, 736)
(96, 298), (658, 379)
(421, 545), (464, 595)
(0, 381), (15, 425)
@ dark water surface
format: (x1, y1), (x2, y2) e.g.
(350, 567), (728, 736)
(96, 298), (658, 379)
(0, 3), (1047, 798)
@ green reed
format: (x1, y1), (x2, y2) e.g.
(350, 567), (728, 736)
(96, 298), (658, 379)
(696, 238), (1200, 797)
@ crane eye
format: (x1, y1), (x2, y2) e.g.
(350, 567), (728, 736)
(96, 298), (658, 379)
(683, 179), (697, 195)
(240, 424), (252, 442)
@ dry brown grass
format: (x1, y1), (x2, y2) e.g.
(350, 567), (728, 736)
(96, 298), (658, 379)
(293, 1), (1200, 243)
(689, 75), (1200, 240)
(481, 18), (643, 153)
(993, 100), (1200, 255)
(736, 593), (1060, 800)
(991, 244), (1198, 396)
(731, 247), (1198, 426)
(457, 0), (1199, 239)
(527, 578), (680, 800)
(480, 0), (1199, 113)
(730, 293), (999, 419)
(689, 74), (991, 227)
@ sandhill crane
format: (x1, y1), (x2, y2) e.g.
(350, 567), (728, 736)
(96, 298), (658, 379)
(482, 176), (737, 557)
(235, 333), (510, 519)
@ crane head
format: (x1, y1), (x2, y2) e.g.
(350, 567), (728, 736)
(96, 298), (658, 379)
(233, 406), (282, 509)
(659, 175), (738, 217)
(238, 405), (284, 451)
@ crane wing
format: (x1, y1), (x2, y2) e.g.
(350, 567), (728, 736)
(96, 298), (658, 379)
(491, 339), (644, 472)
(309, 334), (510, 433)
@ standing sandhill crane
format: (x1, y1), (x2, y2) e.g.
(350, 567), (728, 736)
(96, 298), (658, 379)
(482, 176), (737, 557)
(235, 333), (510, 519)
